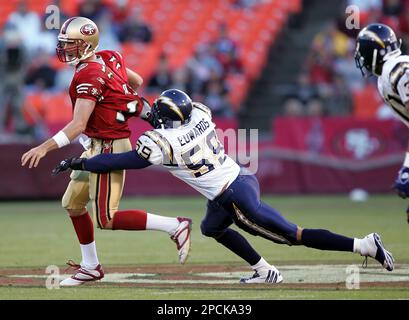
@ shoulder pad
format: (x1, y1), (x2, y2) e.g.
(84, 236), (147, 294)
(389, 62), (409, 94)
(193, 102), (212, 118)
(142, 130), (174, 165)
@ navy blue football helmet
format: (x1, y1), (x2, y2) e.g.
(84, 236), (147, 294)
(355, 23), (402, 76)
(151, 89), (193, 128)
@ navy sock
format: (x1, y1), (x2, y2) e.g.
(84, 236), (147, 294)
(216, 229), (261, 265)
(301, 229), (354, 252)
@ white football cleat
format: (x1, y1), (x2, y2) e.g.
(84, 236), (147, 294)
(60, 261), (104, 287)
(240, 265), (283, 284)
(361, 233), (394, 271)
(171, 217), (192, 264)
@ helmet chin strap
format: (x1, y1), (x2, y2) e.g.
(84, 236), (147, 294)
(80, 44), (98, 62)
(67, 44), (98, 66)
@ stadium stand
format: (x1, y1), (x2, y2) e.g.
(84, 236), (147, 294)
(0, 0), (302, 140)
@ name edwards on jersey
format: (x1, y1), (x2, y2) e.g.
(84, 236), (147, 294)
(177, 118), (210, 146)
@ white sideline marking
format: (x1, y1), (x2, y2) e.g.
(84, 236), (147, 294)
(9, 265), (409, 285)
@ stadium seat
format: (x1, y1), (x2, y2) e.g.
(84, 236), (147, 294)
(5, 0), (301, 132)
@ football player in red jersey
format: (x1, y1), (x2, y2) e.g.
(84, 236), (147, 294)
(21, 17), (192, 286)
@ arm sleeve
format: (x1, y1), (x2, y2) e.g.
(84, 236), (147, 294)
(83, 151), (152, 173)
(136, 134), (164, 165)
(74, 68), (105, 102)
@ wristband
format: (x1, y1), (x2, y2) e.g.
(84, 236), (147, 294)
(52, 131), (70, 148)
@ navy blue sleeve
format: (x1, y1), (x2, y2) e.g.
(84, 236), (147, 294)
(83, 151), (152, 173)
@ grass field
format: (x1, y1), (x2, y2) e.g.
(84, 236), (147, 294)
(0, 195), (409, 300)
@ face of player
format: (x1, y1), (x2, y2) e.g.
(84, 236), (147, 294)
(56, 39), (86, 64)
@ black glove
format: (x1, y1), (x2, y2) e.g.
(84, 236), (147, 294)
(52, 157), (85, 175)
(394, 167), (409, 199)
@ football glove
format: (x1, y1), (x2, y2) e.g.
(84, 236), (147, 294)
(394, 166), (409, 199)
(52, 157), (85, 176)
(139, 97), (154, 126)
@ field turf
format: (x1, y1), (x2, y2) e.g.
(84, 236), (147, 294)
(0, 195), (408, 300)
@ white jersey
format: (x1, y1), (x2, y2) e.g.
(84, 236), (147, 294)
(135, 102), (240, 200)
(378, 54), (409, 127)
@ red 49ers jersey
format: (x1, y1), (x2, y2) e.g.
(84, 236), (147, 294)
(69, 50), (142, 139)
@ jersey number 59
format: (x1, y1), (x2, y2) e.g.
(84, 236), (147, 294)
(181, 130), (226, 178)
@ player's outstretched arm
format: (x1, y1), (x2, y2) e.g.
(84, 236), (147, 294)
(52, 150), (152, 175)
(21, 99), (95, 169)
(126, 68), (143, 90)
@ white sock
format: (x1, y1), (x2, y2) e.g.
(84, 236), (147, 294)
(146, 213), (179, 235)
(354, 237), (375, 257)
(80, 241), (99, 269)
(251, 257), (271, 273)
(353, 238), (362, 254)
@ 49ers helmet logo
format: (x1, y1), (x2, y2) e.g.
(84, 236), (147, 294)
(80, 24), (96, 36)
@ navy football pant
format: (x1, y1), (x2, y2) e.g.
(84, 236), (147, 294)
(201, 174), (354, 265)
(202, 174), (298, 245)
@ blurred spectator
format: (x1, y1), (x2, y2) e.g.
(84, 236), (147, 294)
(203, 76), (233, 117)
(78, 0), (108, 21)
(187, 46), (224, 95)
(292, 72), (320, 104)
(6, 0), (41, 53)
(172, 67), (193, 97)
(282, 98), (304, 117)
(305, 22), (355, 104)
(213, 23), (242, 76)
(96, 12), (120, 51)
(147, 54), (173, 93)
(308, 50), (334, 92)
(30, 22), (58, 56)
(399, 8), (409, 48)
(382, 0), (403, 16)
(333, 45), (365, 93)
(232, 0), (262, 9)
(311, 22), (349, 58)
(0, 27), (29, 135)
(306, 99), (326, 117)
(118, 7), (153, 43)
(111, 0), (130, 33)
(25, 51), (57, 91)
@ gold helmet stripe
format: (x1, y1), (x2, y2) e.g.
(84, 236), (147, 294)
(157, 96), (185, 121)
(143, 130), (174, 164)
(361, 30), (386, 48)
(61, 17), (77, 35)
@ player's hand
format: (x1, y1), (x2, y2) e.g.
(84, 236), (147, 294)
(21, 145), (48, 169)
(52, 157), (85, 175)
(394, 167), (409, 199)
(140, 97), (154, 126)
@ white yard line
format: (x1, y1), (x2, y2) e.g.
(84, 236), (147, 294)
(8, 264), (409, 285)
